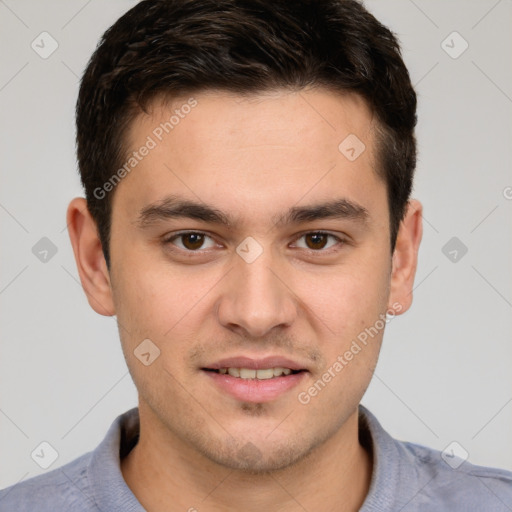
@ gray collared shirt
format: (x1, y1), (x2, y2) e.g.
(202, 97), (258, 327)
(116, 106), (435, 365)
(1, 405), (511, 511)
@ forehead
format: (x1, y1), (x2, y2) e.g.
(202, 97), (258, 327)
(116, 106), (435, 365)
(114, 88), (384, 228)
(134, 87), (376, 153)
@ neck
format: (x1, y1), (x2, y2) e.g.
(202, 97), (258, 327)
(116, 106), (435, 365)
(121, 403), (373, 512)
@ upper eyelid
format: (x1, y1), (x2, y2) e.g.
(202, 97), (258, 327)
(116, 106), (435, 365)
(290, 230), (345, 242)
(164, 230), (218, 244)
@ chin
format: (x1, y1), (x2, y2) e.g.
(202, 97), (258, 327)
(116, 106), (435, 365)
(210, 447), (304, 474)
(197, 429), (325, 475)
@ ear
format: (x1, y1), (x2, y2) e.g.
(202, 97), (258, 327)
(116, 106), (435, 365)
(388, 199), (423, 315)
(66, 197), (115, 316)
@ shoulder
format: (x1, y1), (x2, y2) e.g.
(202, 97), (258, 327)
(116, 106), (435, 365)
(359, 405), (512, 511)
(0, 452), (99, 512)
(0, 408), (140, 512)
(398, 439), (512, 509)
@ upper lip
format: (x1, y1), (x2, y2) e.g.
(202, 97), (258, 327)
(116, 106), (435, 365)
(203, 356), (309, 372)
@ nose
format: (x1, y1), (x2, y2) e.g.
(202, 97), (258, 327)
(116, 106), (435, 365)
(216, 249), (297, 339)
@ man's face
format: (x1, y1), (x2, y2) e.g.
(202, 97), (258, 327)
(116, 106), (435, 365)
(108, 88), (396, 471)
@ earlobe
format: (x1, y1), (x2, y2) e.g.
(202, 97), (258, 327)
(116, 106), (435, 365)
(66, 197), (116, 316)
(388, 199), (423, 315)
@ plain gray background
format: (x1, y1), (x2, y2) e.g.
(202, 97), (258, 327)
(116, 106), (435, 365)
(1, 0), (511, 489)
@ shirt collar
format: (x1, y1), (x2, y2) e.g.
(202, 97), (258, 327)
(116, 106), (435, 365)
(88, 407), (144, 511)
(358, 404), (403, 511)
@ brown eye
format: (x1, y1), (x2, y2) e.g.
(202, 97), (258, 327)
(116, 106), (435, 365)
(293, 232), (343, 252)
(304, 233), (329, 250)
(166, 232), (217, 251)
(181, 233), (205, 250)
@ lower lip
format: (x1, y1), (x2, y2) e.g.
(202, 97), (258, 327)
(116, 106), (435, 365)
(203, 370), (307, 403)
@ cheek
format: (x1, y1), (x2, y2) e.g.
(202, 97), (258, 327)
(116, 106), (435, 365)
(299, 260), (390, 341)
(293, 269), (388, 413)
(111, 253), (222, 349)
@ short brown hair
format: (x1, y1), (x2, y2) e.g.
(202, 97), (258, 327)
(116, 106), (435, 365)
(76, 0), (417, 268)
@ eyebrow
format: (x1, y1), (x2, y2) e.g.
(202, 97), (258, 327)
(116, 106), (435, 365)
(136, 195), (369, 229)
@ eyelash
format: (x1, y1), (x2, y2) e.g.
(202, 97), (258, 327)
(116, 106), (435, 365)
(162, 230), (347, 255)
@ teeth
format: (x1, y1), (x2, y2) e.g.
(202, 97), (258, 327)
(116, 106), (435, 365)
(228, 367), (240, 377)
(218, 367), (296, 379)
(256, 368), (274, 380)
(240, 368), (257, 379)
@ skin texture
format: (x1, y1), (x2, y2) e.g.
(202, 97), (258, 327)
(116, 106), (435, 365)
(67, 88), (423, 511)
